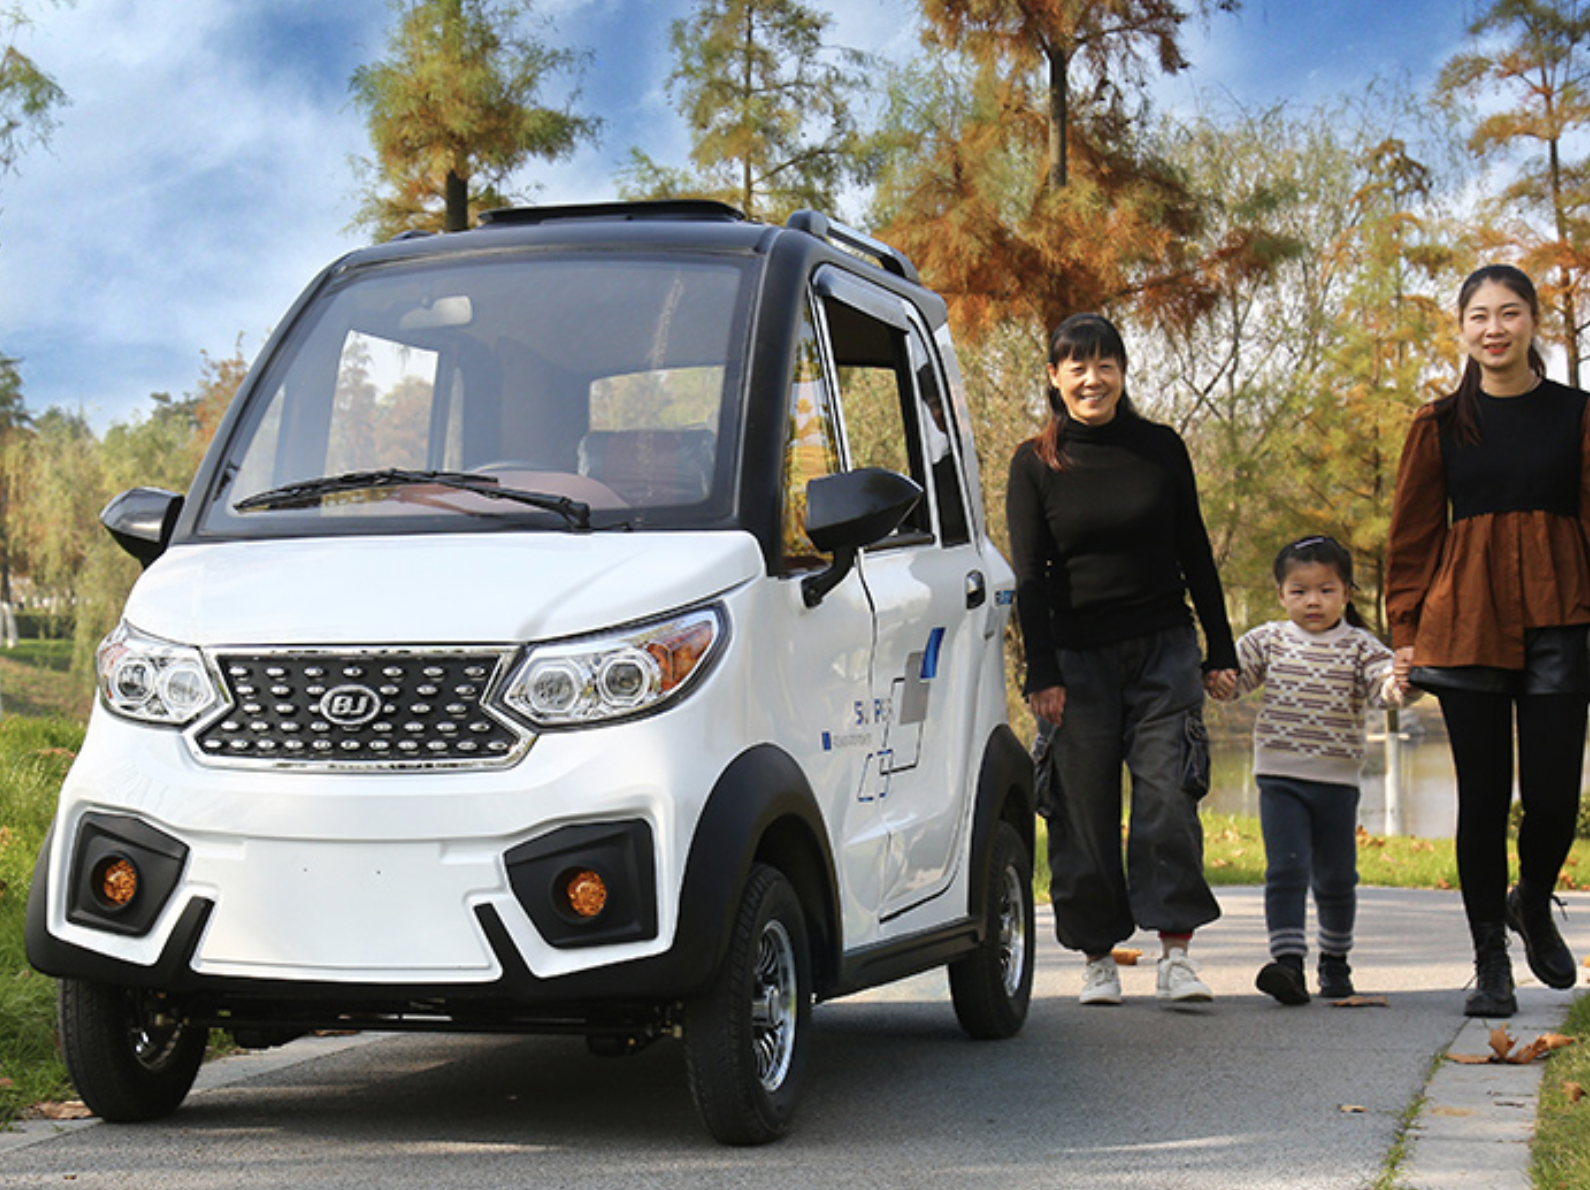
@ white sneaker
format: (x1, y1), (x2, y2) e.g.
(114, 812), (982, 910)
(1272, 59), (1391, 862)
(1157, 948), (1213, 1002)
(1080, 955), (1123, 1005)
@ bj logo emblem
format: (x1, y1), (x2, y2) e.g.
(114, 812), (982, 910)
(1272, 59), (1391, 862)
(319, 684), (381, 726)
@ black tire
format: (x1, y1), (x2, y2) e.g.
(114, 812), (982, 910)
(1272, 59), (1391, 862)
(948, 820), (1034, 1039)
(57, 979), (206, 1122)
(683, 864), (811, 1145)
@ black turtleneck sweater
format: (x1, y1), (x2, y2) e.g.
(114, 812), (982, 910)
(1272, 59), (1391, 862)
(1005, 413), (1236, 694)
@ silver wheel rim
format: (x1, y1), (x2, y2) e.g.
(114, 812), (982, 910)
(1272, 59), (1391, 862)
(127, 991), (185, 1071)
(750, 919), (797, 1092)
(997, 862), (1028, 997)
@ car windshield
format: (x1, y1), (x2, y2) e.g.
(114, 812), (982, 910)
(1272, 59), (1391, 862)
(197, 250), (751, 536)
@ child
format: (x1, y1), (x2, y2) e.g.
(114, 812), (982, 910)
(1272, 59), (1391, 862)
(1211, 536), (1410, 1005)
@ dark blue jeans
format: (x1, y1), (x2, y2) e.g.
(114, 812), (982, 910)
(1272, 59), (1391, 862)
(1044, 626), (1221, 955)
(1257, 775), (1359, 960)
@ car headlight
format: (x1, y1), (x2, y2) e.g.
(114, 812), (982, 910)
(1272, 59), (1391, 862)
(502, 607), (725, 727)
(97, 621), (223, 726)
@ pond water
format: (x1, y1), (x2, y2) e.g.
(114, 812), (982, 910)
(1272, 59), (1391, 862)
(1204, 703), (1463, 839)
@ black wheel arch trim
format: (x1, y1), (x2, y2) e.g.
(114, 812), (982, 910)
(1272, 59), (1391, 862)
(965, 725), (1036, 942)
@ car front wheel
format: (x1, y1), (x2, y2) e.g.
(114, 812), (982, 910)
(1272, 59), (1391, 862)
(57, 978), (206, 1122)
(683, 863), (811, 1145)
(948, 819), (1034, 1039)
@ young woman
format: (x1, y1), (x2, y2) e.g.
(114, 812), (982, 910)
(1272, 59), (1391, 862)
(1387, 264), (1590, 1017)
(1217, 536), (1408, 1006)
(1007, 312), (1237, 1006)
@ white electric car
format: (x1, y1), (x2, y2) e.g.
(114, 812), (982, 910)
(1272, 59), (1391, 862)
(27, 201), (1035, 1144)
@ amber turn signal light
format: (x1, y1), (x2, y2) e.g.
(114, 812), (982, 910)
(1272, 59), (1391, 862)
(562, 868), (608, 919)
(92, 855), (139, 910)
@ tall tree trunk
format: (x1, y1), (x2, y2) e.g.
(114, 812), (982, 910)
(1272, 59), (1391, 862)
(1547, 129), (1582, 385)
(445, 169), (468, 232)
(1045, 42), (1068, 192)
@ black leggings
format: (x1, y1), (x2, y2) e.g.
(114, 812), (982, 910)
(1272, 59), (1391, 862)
(1436, 689), (1588, 925)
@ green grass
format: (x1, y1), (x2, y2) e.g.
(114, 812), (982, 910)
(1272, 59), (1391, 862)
(0, 715), (84, 1121)
(0, 640), (93, 721)
(1531, 994), (1590, 1189)
(1035, 809), (1554, 901)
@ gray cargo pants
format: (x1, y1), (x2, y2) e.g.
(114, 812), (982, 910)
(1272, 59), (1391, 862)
(1042, 625), (1221, 955)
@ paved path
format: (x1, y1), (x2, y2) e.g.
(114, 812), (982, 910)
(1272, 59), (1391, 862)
(1, 886), (1583, 1189)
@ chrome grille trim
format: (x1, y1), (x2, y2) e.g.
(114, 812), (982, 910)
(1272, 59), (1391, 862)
(187, 646), (531, 770)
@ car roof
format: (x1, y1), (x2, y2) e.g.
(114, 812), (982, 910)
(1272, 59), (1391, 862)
(322, 201), (943, 323)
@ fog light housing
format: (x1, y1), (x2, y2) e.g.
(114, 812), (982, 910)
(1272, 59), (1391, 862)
(68, 814), (188, 936)
(504, 821), (656, 948)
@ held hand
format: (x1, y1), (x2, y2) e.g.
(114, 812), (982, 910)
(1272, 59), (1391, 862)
(1393, 646), (1415, 698)
(1204, 669), (1238, 700)
(1029, 686), (1066, 728)
(1382, 672), (1407, 707)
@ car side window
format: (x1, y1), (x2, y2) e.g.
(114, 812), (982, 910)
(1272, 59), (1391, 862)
(817, 280), (941, 545)
(780, 302), (843, 573)
(910, 334), (970, 547)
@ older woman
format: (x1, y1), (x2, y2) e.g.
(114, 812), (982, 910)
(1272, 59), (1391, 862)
(1007, 312), (1237, 1006)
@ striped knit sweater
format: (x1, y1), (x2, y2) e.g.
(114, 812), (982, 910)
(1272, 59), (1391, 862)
(1230, 619), (1402, 787)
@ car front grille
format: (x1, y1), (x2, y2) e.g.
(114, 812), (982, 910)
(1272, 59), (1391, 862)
(190, 648), (529, 769)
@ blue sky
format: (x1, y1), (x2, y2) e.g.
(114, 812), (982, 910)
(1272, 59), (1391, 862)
(0, 0), (1481, 431)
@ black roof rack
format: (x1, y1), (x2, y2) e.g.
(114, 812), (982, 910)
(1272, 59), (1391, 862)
(784, 209), (919, 283)
(478, 200), (746, 227)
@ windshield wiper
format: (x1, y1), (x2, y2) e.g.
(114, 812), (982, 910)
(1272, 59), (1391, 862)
(233, 468), (592, 530)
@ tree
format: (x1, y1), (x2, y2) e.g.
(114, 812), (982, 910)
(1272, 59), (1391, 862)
(620, 0), (870, 221)
(5, 407), (100, 647)
(870, 3), (1260, 346)
(1288, 139), (1457, 638)
(0, 354), (29, 603)
(1437, 0), (1590, 384)
(0, 1), (68, 185)
(351, 0), (598, 237)
(921, 0), (1237, 192)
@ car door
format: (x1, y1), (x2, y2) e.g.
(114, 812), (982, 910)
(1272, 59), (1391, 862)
(814, 268), (987, 922)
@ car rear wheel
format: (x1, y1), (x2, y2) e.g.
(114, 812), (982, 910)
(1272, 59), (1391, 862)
(683, 863), (811, 1145)
(58, 978), (206, 1121)
(948, 820), (1034, 1039)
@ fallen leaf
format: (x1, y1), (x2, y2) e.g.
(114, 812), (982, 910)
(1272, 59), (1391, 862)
(0, 1076), (13, 1088)
(33, 1101), (93, 1121)
(1564, 1081), (1586, 1103)
(1490, 1025), (1517, 1061)
(1339, 1104), (1367, 1113)
(1450, 1030), (1578, 1065)
(1111, 947), (1143, 966)
(1330, 995), (1390, 1008)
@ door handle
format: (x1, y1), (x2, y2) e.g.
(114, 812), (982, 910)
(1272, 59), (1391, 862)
(965, 570), (986, 609)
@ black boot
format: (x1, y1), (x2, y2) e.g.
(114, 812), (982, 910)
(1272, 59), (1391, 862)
(1256, 954), (1309, 1005)
(1505, 881), (1578, 990)
(1465, 922), (1517, 1018)
(1319, 952), (1354, 999)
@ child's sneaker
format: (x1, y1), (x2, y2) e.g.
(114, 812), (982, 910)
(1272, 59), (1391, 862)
(1079, 955), (1123, 1005)
(1157, 948), (1213, 1002)
(1318, 952), (1355, 999)
(1256, 956), (1310, 1005)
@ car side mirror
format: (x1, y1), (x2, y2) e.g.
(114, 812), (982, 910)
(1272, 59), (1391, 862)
(101, 487), (184, 568)
(801, 468), (923, 608)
